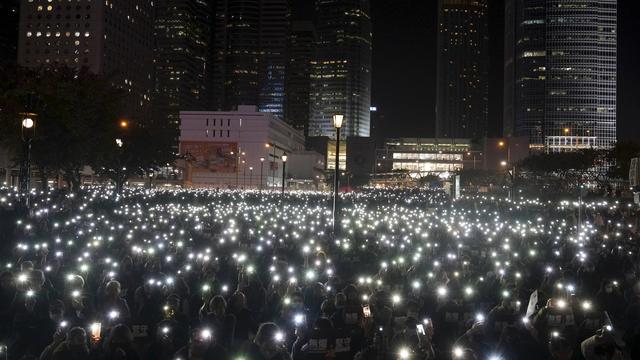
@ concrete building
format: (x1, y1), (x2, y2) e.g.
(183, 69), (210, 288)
(309, 0), (372, 139)
(436, 0), (489, 139)
(17, 0), (155, 121)
(503, 0), (618, 152)
(179, 105), (304, 188)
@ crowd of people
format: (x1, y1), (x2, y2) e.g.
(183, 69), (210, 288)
(0, 186), (638, 360)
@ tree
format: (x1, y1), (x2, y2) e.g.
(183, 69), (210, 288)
(518, 149), (608, 191)
(90, 121), (177, 192)
(605, 141), (640, 181)
(0, 65), (176, 190)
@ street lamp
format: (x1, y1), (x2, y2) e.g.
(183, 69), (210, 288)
(242, 159), (246, 189)
(249, 166), (253, 189)
(259, 157), (265, 190)
(332, 114), (344, 235)
(266, 143), (276, 188)
(281, 154), (288, 194)
(19, 112), (37, 202)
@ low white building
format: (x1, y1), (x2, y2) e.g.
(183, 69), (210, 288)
(179, 106), (305, 188)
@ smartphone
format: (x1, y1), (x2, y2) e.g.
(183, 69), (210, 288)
(416, 324), (426, 335)
(363, 305), (371, 318)
(90, 322), (102, 341)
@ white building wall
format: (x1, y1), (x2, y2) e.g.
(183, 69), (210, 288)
(179, 106), (304, 188)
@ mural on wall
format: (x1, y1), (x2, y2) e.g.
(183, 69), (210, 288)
(180, 142), (238, 173)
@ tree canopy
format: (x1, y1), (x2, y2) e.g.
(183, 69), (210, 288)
(0, 65), (176, 190)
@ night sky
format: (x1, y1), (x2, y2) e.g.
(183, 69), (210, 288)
(294, 0), (640, 142)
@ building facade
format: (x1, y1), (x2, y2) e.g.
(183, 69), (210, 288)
(211, 0), (290, 119)
(504, 0), (617, 152)
(284, 21), (315, 136)
(179, 105), (304, 188)
(436, 0), (489, 139)
(258, 0), (290, 118)
(503, 0), (546, 149)
(308, 0), (372, 139)
(376, 138), (473, 178)
(154, 0), (212, 125)
(17, 0), (155, 121)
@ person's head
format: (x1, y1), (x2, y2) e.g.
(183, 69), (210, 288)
(105, 280), (121, 299)
(334, 292), (346, 308)
(0, 271), (13, 289)
(105, 324), (133, 350)
(67, 327), (89, 355)
(29, 270), (45, 291)
(48, 259), (61, 273)
(20, 261), (34, 272)
(209, 295), (226, 318)
(254, 322), (282, 358)
(49, 299), (65, 322)
(66, 274), (85, 290)
(320, 299), (335, 317)
(229, 291), (247, 312)
(343, 284), (358, 302)
(290, 291), (304, 309)
(189, 328), (215, 356)
(549, 336), (573, 360)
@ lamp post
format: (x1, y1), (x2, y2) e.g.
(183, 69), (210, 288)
(266, 143), (276, 189)
(19, 113), (36, 204)
(249, 167), (253, 189)
(332, 114), (344, 235)
(281, 154), (287, 194)
(115, 137), (125, 193)
(242, 159), (246, 189)
(259, 157), (265, 189)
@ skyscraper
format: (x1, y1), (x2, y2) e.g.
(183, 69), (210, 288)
(284, 21), (315, 135)
(258, 0), (290, 118)
(545, 0), (617, 151)
(0, 0), (19, 66)
(435, 0), (489, 140)
(503, 0), (546, 148)
(212, 0), (289, 118)
(17, 0), (155, 121)
(154, 0), (212, 125)
(504, 0), (617, 151)
(308, 0), (372, 139)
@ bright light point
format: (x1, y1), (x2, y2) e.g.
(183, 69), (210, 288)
(398, 347), (410, 360)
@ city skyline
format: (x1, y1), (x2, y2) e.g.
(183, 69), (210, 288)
(3, 0), (639, 143)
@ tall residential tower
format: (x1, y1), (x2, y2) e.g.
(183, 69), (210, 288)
(435, 0), (489, 140)
(308, 0), (372, 139)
